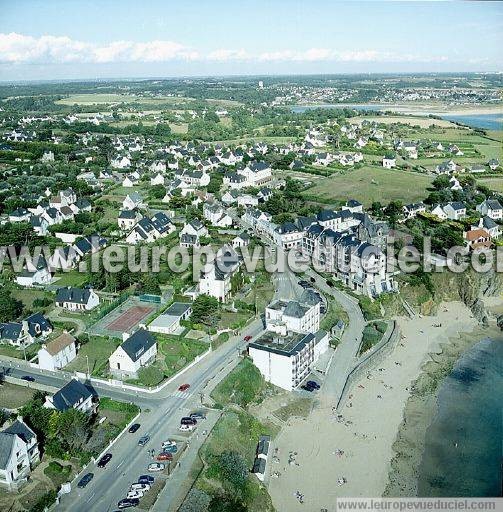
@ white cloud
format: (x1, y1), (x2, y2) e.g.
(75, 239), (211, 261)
(0, 32), (450, 65)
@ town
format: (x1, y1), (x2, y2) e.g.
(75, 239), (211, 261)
(0, 67), (502, 512)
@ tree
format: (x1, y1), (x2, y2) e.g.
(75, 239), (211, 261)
(179, 489), (211, 512)
(191, 294), (220, 326)
(0, 288), (23, 322)
(141, 273), (161, 295)
(150, 184), (166, 200)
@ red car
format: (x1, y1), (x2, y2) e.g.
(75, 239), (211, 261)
(244, 335), (252, 342)
(156, 452), (173, 461)
(178, 384), (190, 392)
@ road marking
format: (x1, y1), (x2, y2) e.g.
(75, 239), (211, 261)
(116, 460), (124, 469)
(86, 493), (95, 503)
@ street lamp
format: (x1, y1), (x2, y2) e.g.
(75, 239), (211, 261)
(86, 355), (90, 377)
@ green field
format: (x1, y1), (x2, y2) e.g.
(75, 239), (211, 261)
(65, 336), (119, 375)
(157, 334), (207, 378)
(303, 165), (433, 206)
(478, 177), (503, 193)
(54, 270), (89, 288)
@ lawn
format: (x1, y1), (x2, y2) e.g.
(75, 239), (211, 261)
(54, 270), (89, 287)
(0, 382), (36, 409)
(11, 289), (52, 310)
(0, 342), (41, 361)
(303, 165), (433, 206)
(156, 334), (208, 379)
(477, 177), (503, 193)
(65, 336), (119, 375)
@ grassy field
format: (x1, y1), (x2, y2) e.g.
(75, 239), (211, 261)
(302, 165), (433, 206)
(157, 334), (207, 378)
(11, 289), (52, 310)
(0, 382), (36, 409)
(478, 177), (503, 193)
(65, 336), (119, 375)
(54, 270), (89, 287)
(0, 342), (41, 361)
(210, 358), (271, 408)
(350, 115), (456, 128)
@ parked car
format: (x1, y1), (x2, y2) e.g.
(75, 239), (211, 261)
(179, 424), (194, 432)
(161, 444), (177, 454)
(298, 280), (310, 288)
(21, 375), (35, 382)
(180, 417), (197, 425)
(301, 384), (314, 392)
(97, 453), (112, 468)
(307, 380), (320, 390)
(138, 475), (154, 484)
(130, 483), (150, 492)
(128, 423), (141, 433)
(190, 412), (206, 421)
(156, 452), (173, 461)
(178, 383), (190, 392)
(243, 335), (252, 342)
(77, 473), (94, 488)
(138, 435), (150, 446)
(147, 463), (165, 472)
(117, 498), (139, 509)
(161, 440), (177, 449)
(310, 277), (316, 283)
(126, 489), (144, 499)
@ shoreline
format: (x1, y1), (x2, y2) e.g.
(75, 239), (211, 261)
(266, 301), (484, 511)
(384, 322), (501, 497)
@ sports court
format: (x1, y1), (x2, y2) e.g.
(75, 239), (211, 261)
(87, 296), (160, 338)
(106, 305), (154, 332)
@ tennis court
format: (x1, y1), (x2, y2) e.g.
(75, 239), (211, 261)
(106, 305), (154, 332)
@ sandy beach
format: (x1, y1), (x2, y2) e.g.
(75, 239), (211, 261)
(267, 301), (485, 512)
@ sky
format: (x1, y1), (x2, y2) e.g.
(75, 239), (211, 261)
(0, 0), (502, 81)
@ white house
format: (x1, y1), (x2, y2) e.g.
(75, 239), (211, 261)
(382, 154), (396, 169)
(265, 290), (321, 336)
(111, 155), (131, 169)
(203, 203), (233, 228)
(0, 418), (39, 491)
(443, 202), (466, 220)
(232, 232), (250, 248)
(180, 219), (208, 239)
(477, 199), (503, 220)
(125, 212), (175, 245)
(44, 379), (96, 414)
(55, 287), (100, 311)
(118, 209), (142, 230)
(37, 332), (77, 371)
(109, 329), (157, 379)
(198, 249), (240, 302)
(122, 192), (144, 211)
(150, 172), (165, 186)
(431, 204), (448, 220)
(15, 256), (52, 287)
(0, 313), (53, 348)
(249, 330), (329, 391)
(147, 303), (192, 335)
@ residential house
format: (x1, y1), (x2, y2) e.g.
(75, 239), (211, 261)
(443, 202), (467, 220)
(472, 216), (501, 240)
(232, 232), (250, 248)
(15, 256), (52, 287)
(203, 203), (233, 228)
(147, 303), (192, 335)
(0, 313), (52, 348)
(488, 159), (500, 171)
(37, 332), (77, 371)
(464, 229), (491, 251)
(382, 154), (396, 169)
(109, 329), (157, 379)
(118, 209), (142, 230)
(122, 192), (144, 211)
(198, 249), (240, 302)
(477, 199), (503, 220)
(125, 213), (175, 245)
(55, 287), (100, 311)
(0, 418), (39, 491)
(44, 379), (96, 414)
(403, 202), (426, 220)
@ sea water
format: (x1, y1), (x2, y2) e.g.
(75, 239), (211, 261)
(418, 337), (503, 497)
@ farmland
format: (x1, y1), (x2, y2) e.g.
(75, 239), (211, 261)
(302, 165), (433, 206)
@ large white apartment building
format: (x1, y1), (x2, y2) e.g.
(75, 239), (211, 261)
(248, 330), (329, 391)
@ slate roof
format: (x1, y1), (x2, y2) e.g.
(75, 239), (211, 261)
(120, 329), (156, 362)
(51, 379), (93, 411)
(163, 302), (192, 317)
(0, 433), (16, 470)
(3, 420), (36, 444)
(56, 287), (93, 305)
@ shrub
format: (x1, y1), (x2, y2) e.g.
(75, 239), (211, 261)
(138, 365), (165, 387)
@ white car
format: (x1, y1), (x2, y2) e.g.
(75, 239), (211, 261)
(131, 483), (150, 492)
(148, 463), (165, 472)
(162, 440), (177, 449)
(179, 424), (195, 432)
(127, 490), (144, 499)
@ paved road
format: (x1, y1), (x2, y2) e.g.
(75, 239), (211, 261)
(305, 268), (366, 407)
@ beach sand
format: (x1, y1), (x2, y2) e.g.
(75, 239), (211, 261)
(267, 301), (484, 512)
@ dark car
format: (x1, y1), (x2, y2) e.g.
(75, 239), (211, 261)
(21, 375), (35, 382)
(138, 475), (154, 485)
(180, 417), (197, 426)
(298, 280), (310, 288)
(117, 498), (140, 509)
(97, 453), (112, 468)
(243, 335), (252, 342)
(310, 277), (316, 283)
(301, 384), (314, 392)
(128, 423), (141, 433)
(190, 412), (206, 421)
(307, 381), (320, 390)
(77, 473), (94, 488)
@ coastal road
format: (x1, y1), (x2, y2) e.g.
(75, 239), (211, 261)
(305, 268), (366, 408)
